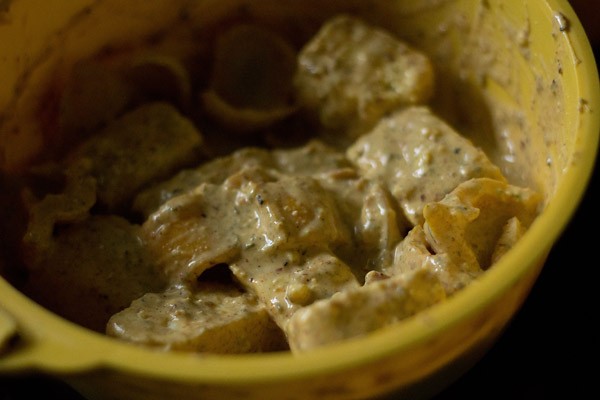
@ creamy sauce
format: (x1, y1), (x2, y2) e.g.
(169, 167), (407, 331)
(9, 14), (542, 353)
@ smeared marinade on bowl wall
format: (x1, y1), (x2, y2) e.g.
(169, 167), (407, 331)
(0, 1), (597, 399)
(0, 1), (545, 354)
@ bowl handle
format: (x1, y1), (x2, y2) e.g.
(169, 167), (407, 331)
(0, 304), (42, 372)
(0, 289), (101, 373)
(0, 306), (17, 355)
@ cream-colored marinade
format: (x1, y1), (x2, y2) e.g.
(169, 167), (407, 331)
(19, 14), (541, 353)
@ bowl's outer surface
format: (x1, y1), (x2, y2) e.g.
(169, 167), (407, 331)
(1, 1), (598, 399)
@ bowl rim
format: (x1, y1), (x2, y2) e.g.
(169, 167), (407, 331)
(1, 0), (599, 385)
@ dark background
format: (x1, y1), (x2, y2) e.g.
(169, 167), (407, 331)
(1, 1), (598, 399)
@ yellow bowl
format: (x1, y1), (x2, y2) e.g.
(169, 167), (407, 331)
(1, 0), (598, 399)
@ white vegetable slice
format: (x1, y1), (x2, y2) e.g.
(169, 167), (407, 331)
(201, 23), (298, 133)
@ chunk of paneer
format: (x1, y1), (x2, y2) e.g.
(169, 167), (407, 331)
(237, 175), (352, 253)
(141, 183), (241, 284)
(230, 250), (359, 331)
(22, 216), (165, 332)
(67, 102), (203, 211)
(106, 283), (288, 353)
(224, 173), (359, 328)
(294, 15), (434, 138)
(286, 268), (445, 352)
(383, 225), (481, 294)
(347, 106), (506, 225)
(381, 179), (539, 294)
(423, 177), (541, 270)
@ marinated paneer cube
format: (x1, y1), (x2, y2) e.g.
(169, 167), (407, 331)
(239, 175), (352, 253)
(381, 179), (540, 294)
(23, 216), (165, 332)
(384, 225), (481, 295)
(230, 250), (359, 330)
(67, 102), (203, 211)
(423, 177), (541, 270)
(141, 183), (241, 284)
(107, 283), (287, 353)
(294, 15), (434, 138)
(347, 106), (506, 225)
(286, 268), (445, 352)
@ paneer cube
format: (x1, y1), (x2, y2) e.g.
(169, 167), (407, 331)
(23, 216), (165, 332)
(294, 15), (434, 138)
(423, 177), (541, 270)
(243, 176), (352, 253)
(347, 106), (506, 225)
(141, 183), (241, 284)
(67, 102), (203, 211)
(231, 250), (359, 330)
(385, 225), (480, 295)
(382, 178), (540, 293)
(107, 283), (287, 353)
